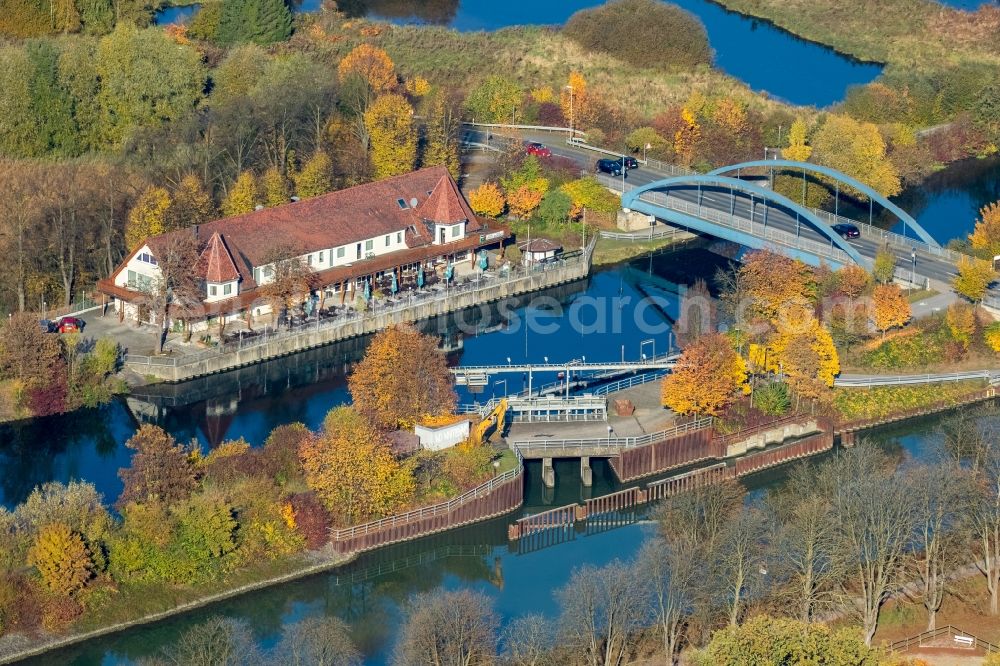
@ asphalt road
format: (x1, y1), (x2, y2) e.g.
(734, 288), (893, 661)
(466, 128), (958, 285)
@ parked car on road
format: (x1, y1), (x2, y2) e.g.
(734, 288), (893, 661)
(54, 316), (84, 333)
(619, 156), (639, 170)
(832, 223), (861, 239)
(525, 142), (552, 158)
(39, 319), (53, 333)
(596, 158), (626, 177)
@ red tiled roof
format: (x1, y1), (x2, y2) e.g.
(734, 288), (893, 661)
(197, 232), (240, 283)
(417, 175), (469, 225)
(147, 167), (478, 276)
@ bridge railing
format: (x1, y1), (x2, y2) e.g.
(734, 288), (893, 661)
(591, 370), (669, 396)
(329, 447), (524, 541)
(511, 416), (712, 453)
(614, 181), (854, 264)
(462, 121), (584, 137)
(807, 205), (965, 261)
(834, 370), (994, 387)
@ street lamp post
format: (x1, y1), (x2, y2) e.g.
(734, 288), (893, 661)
(564, 85), (575, 137)
(911, 247), (917, 289)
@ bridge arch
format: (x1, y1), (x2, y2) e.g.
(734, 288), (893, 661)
(621, 174), (870, 268)
(707, 159), (940, 248)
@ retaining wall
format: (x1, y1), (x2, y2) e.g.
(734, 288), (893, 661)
(609, 428), (722, 482)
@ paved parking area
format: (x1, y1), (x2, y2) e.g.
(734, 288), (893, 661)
(75, 308), (197, 357)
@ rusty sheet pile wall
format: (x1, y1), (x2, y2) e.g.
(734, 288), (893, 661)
(609, 427), (722, 482)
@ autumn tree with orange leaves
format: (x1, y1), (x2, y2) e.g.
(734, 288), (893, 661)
(337, 44), (396, 93)
(871, 284), (911, 337)
(299, 406), (415, 525)
(348, 324), (457, 430)
(740, 251), (816, 321)
(661, 333), (747, 416)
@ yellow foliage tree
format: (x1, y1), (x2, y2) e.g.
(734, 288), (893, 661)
(970, 202), (1000, 257)
(222, 171), (259, 217)
(946, 301), (976, 348)
(404, 76), (431, 97)
(28, 523), (93, 597)
(712, 98), (748, 139)
(954, 256), (998, 306)
(837, 264), (870, 300)
(292, 150), (333, 199)
(337, 44), (396, 93)
(167, 175), (215, 231)
(468, 182), (506, 218)
(299, 406), (415, 526)
(674, 106), (701, 167)
(260, 166), (291, 207)
(782, 117), (812, 162)
(661, 333), (748, 416)
(871, 284), (911, 337)
(768, 315), (840, 399)
(531, 86), (554, 103)
(364, 94), (417, 179)
(984, 323), (1000, 353)
(125, 186), (171, 251)
(348, 324), (457, 430)
(811, 114), (901, 197)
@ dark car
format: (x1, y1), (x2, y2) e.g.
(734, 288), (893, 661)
(525, 142), (552, 158)
(596, 158), (626, 177)
(39, 319), (53, 333)
(54, 316), (84, 333)
(619, 156), (639, 170)
(832, 223), (861, 239)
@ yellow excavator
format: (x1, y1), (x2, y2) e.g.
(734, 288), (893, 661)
(472, 398), (508, 445)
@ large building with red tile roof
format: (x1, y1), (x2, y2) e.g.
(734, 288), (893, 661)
(99, 166), (509, 328)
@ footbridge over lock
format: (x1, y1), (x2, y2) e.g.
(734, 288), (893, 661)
(617, 158), (957, 285)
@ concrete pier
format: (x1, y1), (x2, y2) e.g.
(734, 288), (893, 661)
(580, 456), (592, 487)
(542, 457), (555, 488)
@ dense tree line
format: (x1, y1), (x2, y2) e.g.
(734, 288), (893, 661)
(135, 428), (1000, 664)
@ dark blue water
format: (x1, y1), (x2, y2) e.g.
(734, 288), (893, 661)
(891, 155), (1000, 244)
(0, 251), (706, 510)
(154, 0), (881, 107)
(30, 409), (958, 666)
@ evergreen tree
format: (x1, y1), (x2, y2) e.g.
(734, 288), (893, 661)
(216, 0), (292, 46)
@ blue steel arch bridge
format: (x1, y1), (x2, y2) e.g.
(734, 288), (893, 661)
(618, 158), (960, 284)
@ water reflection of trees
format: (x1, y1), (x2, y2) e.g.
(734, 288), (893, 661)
(331, 0), (459, 24)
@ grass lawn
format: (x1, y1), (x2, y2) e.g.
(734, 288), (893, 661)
(592, 236), (682, 266)
(494, 447), (520, 474)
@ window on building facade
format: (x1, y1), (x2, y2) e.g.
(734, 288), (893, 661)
(209, 285), (217, 296)
(137, 252), (157, 265)
(337, 247), (345, 259)
(318, 251), (324, 263)
(385, 235), (390, 247)
(223, 283), (232, 295)
(365, 239), (374, 251)
(397, 232), (402, 243)
(451, 225), (461, 237)
(307, 254), (313, 266)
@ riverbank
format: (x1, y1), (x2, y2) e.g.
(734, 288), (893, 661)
(0, 547), (357, 665)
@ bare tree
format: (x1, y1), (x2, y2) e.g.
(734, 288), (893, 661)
(272, 616), (361, 666)
(142, 232), (201, 354)
(765, 464), (840, 622)
(822, 441), (916, 645)
(636, 537), (698, 664)
(908, 460), (974, 630)
(555, 560), (647, 666)
(258, 250), (316, 328)
(393, 589), (499, 666)
(0, 160), (45, 312)
(160, 616), (262, 666)
(716, 507), (767, 627)
(501, 614), (555, 666)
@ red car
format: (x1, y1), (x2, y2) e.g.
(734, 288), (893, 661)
(54, 316), (84, 333)
(525, 142), (552, 158)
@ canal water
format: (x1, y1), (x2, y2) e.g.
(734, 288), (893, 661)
(26, 408), (966, 665)
(153, 0), (882, 107)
